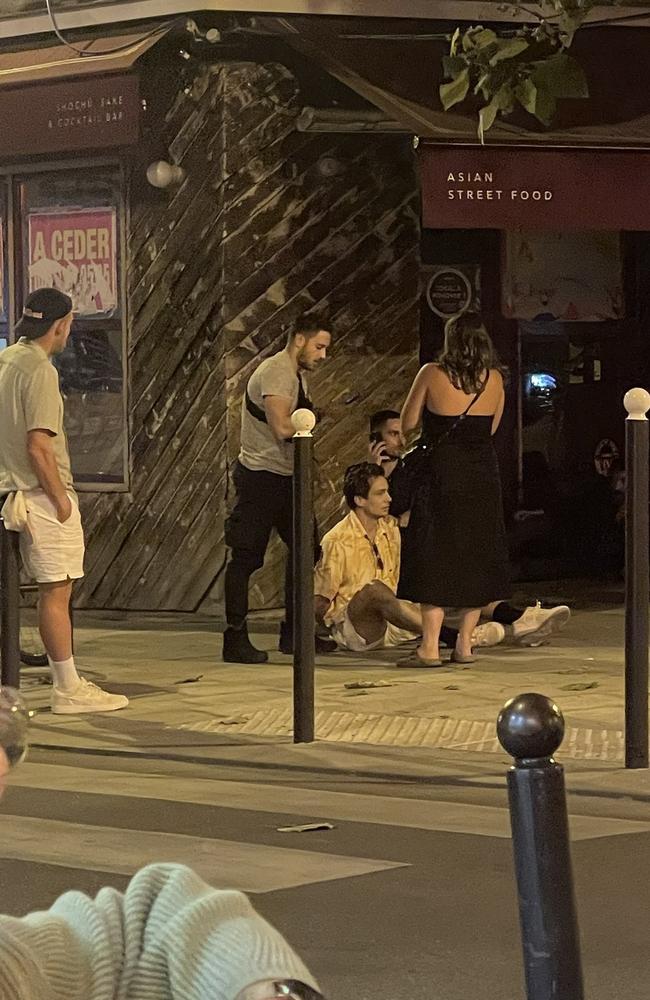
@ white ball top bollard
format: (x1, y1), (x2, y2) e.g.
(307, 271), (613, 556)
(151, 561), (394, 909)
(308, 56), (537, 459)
(292, 408), (316, 438)
(624, 387), (650, 421)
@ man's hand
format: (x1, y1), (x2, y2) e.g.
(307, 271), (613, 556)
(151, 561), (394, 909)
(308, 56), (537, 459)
(368, 439), (389, 465)
(368, 439), (398, 478)
(55, 494), (72, 523)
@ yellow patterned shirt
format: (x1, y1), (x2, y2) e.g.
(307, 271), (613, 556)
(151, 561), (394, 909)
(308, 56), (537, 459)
(314, 510), (401, 626)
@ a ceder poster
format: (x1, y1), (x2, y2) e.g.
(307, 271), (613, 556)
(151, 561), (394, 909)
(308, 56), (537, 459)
(27, 208), (118, 317)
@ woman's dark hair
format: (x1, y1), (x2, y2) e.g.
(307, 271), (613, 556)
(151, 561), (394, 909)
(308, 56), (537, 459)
(438, 312), (504, 394)
(343, 462), (385, 510)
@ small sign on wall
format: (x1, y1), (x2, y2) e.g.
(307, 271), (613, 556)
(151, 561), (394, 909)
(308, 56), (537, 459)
(28, 208), (118, 317)
(0, 74), (140, 158)
(424, 264), (480, 319)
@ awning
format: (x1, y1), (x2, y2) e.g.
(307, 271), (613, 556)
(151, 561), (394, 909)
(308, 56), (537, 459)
(0, 25), (170, 87)
(259, 16), (650, 148)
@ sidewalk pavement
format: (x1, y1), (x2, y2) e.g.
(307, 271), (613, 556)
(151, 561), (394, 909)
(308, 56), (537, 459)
(16, 598), (650, 801)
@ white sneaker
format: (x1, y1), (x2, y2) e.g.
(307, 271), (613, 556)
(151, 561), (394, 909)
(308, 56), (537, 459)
(471, 622), (506, 648)
(512, 602), (571, 647)
(51, 677), (129, 715)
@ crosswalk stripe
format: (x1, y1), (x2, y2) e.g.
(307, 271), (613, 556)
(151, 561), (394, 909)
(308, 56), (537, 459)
(0, 814), (405, 892)
(8, 762), (650, 842)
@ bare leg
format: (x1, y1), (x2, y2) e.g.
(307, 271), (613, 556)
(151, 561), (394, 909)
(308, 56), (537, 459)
(456, 607), (482, 658)
(420, 604), (444, 661)
(38, 580), (73, 661)
(347, 581), (422, 643)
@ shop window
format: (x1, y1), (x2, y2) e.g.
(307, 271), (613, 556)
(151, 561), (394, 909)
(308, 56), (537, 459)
(15, 167), (127, 489)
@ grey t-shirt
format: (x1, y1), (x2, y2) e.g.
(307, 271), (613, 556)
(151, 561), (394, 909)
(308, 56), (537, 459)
(239, 350), (306, 476)
(0, 339), (73, 492)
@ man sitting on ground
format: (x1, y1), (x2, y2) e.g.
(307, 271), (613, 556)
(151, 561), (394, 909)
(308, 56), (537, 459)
(314, 462), (503, 656)
(368, 409), (571, 648)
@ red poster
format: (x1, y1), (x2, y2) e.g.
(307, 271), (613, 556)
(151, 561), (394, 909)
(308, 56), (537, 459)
(28, 209), (118, 317)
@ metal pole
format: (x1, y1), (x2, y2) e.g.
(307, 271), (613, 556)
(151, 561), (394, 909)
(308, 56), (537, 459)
(292, 408), (316, 743)
(497, 693), (584, 1000)
(0, 519), (21, 690)
(623, 388), (650, 769)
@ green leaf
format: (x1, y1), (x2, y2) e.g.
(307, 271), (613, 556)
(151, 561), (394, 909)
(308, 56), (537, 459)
(440, 68), (470, 110)
(478, 98), (500, 142)
(472, 27), (498, 49)
(489, 37), (529, 65)
(532, 53), (589, 99)
(514, 77), (538, 115)
(473, 71), (491, 98)
(442, 54), (468, 79)
(450, 26), (461, 56)
(533, 87), (557, 125)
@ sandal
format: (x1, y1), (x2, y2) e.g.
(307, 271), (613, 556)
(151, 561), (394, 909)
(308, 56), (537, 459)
(451, 651), (476, 664)
(397, 651), (443, 668)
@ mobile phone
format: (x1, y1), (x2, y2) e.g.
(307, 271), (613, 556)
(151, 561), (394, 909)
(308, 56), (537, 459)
(369, 430), (383, 445)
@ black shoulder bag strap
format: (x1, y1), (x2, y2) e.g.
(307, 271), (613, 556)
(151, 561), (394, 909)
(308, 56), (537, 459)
(245, 373), (315, 425)
(431, 370), (490, 448)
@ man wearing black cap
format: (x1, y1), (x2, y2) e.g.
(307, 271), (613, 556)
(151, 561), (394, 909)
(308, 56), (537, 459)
(0, 288), (128, 714)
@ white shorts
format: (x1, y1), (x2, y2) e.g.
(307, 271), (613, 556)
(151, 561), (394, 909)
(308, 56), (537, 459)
(331, 603), (418, 653)
(20, 489), (85, 584)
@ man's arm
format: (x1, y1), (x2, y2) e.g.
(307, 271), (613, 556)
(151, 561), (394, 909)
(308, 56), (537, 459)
(27, 430), (71, 522)
(314, 595), (331, 625)
(263, 395), (296, 442)
(314, 537), (344, 625)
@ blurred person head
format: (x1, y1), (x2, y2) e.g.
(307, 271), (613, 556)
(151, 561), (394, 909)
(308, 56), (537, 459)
(369, 409), (405, 458)
(343, 462), (391, 519)
(288, 315), (331, 372)
(439, 311), (501, 394)
(15, 288), (74, 357)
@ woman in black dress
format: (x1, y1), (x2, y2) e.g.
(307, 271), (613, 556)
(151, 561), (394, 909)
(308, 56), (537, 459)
(398, 313), (510, 667)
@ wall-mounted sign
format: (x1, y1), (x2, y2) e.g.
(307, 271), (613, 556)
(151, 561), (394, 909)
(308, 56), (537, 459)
(419, 147), (650, 231)
(594, 438), (620, 476)
(28, 208), (118, 317)
(425, 265), (479, 319)
(0, 74), (140, 159)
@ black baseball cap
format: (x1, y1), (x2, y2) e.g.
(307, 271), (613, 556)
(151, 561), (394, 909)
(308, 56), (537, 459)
(15, 288), (73, 340)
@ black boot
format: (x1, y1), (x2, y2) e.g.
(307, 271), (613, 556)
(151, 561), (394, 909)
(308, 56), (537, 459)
(222, 627), (268, 664)
(278, 622), (337, 655)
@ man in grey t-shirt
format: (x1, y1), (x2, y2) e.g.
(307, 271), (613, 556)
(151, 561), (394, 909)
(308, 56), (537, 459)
(223, 316), (332, 663)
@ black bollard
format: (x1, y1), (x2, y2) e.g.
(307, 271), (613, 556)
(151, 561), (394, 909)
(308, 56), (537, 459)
(0, 520), (21, 690)
(497, 693), (584, 1000)
(292, 409), (316, 743)
(623, 388), (650, 769)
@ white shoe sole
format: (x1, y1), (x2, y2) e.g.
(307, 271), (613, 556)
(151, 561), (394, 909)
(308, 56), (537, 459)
(515, 607), (571, 647)
(52, 700), (128, 715)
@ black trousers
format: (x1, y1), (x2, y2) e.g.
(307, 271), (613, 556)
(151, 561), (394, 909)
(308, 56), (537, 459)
(225, 462), (314, 632)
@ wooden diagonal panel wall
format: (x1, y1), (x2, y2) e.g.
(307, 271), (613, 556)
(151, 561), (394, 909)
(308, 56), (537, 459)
(204, 63), (422, 612)
(75, 59), (421, 612)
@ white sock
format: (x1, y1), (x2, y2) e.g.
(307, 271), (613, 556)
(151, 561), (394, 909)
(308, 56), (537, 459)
(48, 656), (80, 692)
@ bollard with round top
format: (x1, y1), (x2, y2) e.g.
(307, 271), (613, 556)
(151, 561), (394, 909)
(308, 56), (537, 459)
(498, 693), (584, 1000)
(623, 387), (650, 769)
(497, 691), (564, 762)
(291, 408), (316, 744)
